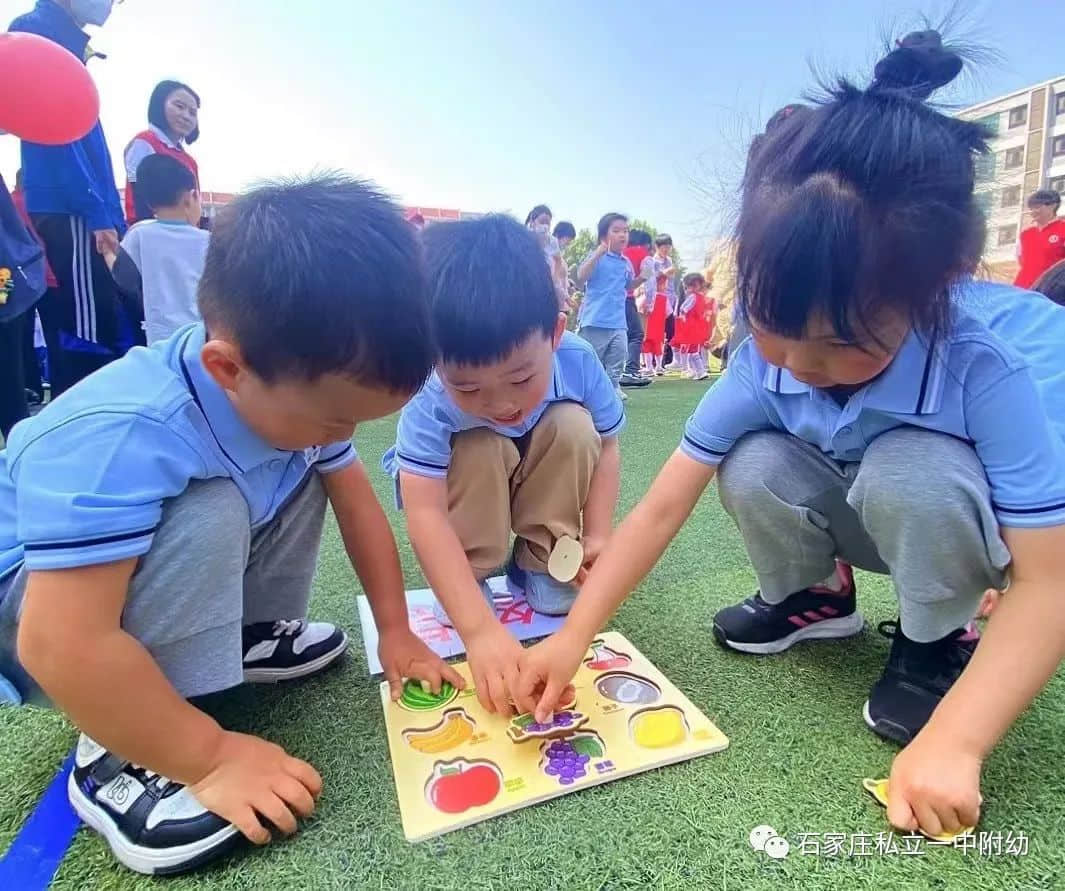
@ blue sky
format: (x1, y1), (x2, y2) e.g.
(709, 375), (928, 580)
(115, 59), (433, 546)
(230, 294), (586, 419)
(3, 0), (1062, 265)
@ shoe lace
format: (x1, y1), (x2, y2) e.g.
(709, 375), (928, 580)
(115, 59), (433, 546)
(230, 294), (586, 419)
(272, 619), (305, 637)
(128, 764), (179, 793)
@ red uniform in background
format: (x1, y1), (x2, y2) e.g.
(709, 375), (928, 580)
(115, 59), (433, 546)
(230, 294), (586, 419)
(1014, 219), (1065, 289)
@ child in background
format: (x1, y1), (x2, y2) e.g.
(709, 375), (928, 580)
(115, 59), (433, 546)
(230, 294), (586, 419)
(1033, 259), (1065, 306)
(678, 273), (712, 381)
(640, 234), (674, 376)
(107, 154), (209, 345)
(577, 214), (642, 397)
(525, 205), (569, 310)
(0, 175), (461, 874)
(518, 31), (1065, 842)
(385, 215), (624, 718)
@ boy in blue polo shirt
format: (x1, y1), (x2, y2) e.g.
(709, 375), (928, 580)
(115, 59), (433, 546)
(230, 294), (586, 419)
(576, 213), (643, 396)
(385, 215), (624, 717)
(0, 175), (463, 875)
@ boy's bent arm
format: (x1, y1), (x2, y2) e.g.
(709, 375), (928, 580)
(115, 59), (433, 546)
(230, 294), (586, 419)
(400, 471), (527, 714)
(322, 463), (465, 696)
(18, 560), (226, 784)
(576, 245), (607, 286)
(579, 436), (621, 577)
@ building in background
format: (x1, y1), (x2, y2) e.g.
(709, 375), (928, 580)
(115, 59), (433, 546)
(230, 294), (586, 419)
(959, 75), (1065, 280)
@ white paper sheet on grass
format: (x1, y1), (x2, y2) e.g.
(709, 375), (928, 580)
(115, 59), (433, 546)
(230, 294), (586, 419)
(356, 575), (566, 675)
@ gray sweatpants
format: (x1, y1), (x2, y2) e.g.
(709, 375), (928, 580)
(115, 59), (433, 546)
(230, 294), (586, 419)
(0, 474), (326, 704)
(717, 429), (1010, 643)
(579, 326), (627, 389)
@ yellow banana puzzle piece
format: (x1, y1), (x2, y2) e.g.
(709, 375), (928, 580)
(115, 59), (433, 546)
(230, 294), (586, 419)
(862, 778), (975, 843)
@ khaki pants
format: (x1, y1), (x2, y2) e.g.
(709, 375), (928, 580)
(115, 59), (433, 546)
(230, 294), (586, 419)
(448, 403), (601, 577)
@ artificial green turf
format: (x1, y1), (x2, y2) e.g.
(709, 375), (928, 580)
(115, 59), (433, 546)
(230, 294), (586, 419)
(2, 378), (1063, 890)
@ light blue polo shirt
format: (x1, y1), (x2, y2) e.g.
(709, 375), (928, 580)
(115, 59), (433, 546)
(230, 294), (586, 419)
(579, 251), (634, 330)
(384, 331), (625, 480)
(0, 324), (357, 579)
(681, 280), (1065, 529)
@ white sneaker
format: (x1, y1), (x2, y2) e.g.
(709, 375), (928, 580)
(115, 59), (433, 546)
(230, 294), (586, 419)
(242, 619), (348, 683)
(69, 735), (240, 875)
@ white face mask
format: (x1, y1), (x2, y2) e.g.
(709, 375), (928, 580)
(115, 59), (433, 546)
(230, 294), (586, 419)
(69, 0), (114, 27)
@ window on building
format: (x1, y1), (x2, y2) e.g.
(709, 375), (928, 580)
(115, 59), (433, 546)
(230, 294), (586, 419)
(1001, 185), (1022, 208)
(996, 224), (1018, 247)
(1050, 176), (1065, 195)
(1003, 147), (1025, 169)
(1057, 93), (1065, 117)
(1054, 135), (1065, 158)
(974, 112), (1000, 136)
(1008, 105), (1028, 128)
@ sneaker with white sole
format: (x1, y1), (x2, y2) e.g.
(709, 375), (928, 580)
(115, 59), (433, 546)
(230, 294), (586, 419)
(68, 735), (240, 875)
(241, 620), (348, 683)
(712, 563), (864, 654)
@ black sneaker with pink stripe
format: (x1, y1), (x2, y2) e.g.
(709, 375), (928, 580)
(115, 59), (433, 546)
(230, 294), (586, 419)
(712, 565), (864, 655)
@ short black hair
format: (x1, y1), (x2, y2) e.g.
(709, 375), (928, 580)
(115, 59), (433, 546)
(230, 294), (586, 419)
(553, 220), (576, 241)
(628, 229), (652, 248)
(136, 154), (196, 211)
(654, 233), (673, 248)
(422, 214), (559, 366)
(597, 213), (628, 241)
(736, 30), (987, 344)
(1033, 260), (1065, 307)
(148, 80), (201, 144)
(1029, 189), (1061, 210)
(198, 173), (432, 391)
(525, 204), (552, 225)
(683, 272), (705, 289)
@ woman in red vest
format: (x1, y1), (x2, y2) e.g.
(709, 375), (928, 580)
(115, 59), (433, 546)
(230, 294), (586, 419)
(124, 80), (201, 224)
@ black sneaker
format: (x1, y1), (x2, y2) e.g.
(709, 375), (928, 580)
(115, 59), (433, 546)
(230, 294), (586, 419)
(619, 373), (651, 388)
(863, 621), (979, 745)
(68, 735), (241, 875)
(712, 565), (864, 654)
(242, 619), (348, 683)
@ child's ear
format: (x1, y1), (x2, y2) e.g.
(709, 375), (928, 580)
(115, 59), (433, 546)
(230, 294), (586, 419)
(551, 313), (567, 349)
(200, 338), (248, 394)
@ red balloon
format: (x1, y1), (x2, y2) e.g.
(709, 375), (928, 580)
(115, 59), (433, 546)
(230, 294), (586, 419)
(0, 32), (100, 145)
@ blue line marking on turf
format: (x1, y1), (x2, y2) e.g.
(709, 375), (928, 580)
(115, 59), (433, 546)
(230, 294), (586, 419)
(0, 752), (80, 890)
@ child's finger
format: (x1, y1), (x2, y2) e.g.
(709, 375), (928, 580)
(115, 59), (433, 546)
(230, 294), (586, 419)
(384, 667), (403, 701)
(958, 794), (981, 829)
(439, 661), (466, 690)
(419, 665), (443, 695)
(232, 805), (271, 845)
(886, 792), (918, 833)
(283, 756), (323, 799)
(473, 672), (495, 713)
(535, 677), (565, 724)
(911, 800), (944, 840)
(504, 664), (535, 716)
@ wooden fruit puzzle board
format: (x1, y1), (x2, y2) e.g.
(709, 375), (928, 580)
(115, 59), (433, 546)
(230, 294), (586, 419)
(380, 631), (729, 842)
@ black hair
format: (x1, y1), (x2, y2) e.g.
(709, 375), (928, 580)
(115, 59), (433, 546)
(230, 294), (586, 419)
(422, 214), (559, 366)
(135, 154), (196, 211)
(198, 173), (432, 391)
(148, 80), (201, 144)
(597, 213), (628, 241)
(525, 204), (552, 226)
(1033, 260), (1065, 307)
(1028, 189), (1061, 210)
(736, 30), (988, 344)
(683, 272), (706, 289)
(654, 233), (673, 248)
(553, 220), (576, 241)
(628, 229), (652, 248)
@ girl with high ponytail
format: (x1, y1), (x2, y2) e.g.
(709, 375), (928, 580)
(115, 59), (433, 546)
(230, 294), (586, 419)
(517, 29), (1065, 842)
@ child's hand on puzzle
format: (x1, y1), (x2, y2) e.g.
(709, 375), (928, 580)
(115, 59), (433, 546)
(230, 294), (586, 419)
(465, 622), (528, 717)
(516, 628), (587, 723)
(378, 626), (466, 702)
(189, 730), (323, 845)
(885, 731), (982, 839)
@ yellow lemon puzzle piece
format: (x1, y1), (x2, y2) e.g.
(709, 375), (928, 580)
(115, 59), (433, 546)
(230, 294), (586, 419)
(547, 535), (583, 583)
(862, 778), (975, 843)
(631, 707), (688, 749)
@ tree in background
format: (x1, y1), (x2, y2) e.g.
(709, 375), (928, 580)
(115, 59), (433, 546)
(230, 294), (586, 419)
(561, 218), (685, 282)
